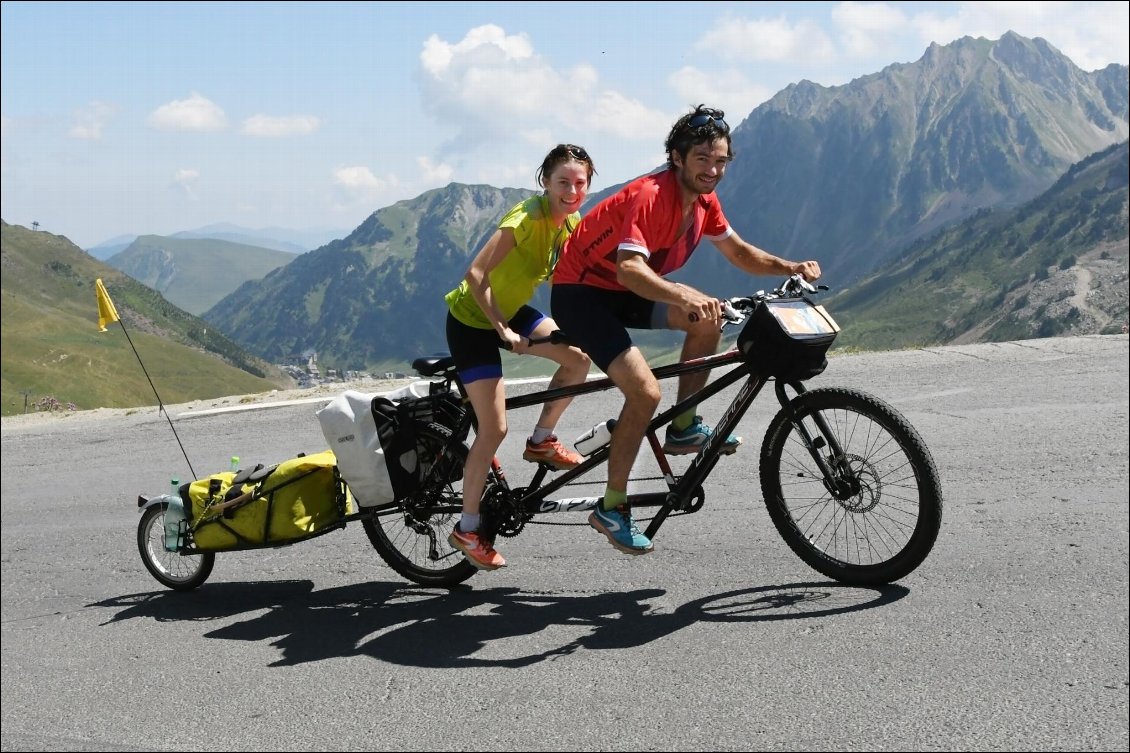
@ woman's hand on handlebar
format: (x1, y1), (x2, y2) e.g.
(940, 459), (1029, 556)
(500, 327), (529, 354)
(502, 329), (572, 351)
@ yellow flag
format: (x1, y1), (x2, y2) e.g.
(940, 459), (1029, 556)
(95, 278), (120, 332)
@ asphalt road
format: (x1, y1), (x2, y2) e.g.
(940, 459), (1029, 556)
(2, 335), (1127, 752)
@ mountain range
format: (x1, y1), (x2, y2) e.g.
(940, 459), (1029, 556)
(1, 31), (1127, 414)
(201, 31), (1128, 372)
(105, 234), (298, 316)
(671, 31), (1127, 293)
(85, 223), (349, 260)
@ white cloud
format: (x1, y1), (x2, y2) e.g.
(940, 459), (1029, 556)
(416, 25), (666, 154)
(332, 165), (399, 210)
(68, 100), (118, 140)
(147, 92), (227, 132)
(334, 166), (384, 190)
(696, 14), (838, 63)
(420, 24), (533, 78)
(667, 67), (774, 126)
(416, 156), (453, 185)
(240, 114), (321, 137)
(831, 2), (911, 58)
(172, 168), (200, 200)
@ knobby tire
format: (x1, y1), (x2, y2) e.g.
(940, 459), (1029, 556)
(759, 387), (942, 584)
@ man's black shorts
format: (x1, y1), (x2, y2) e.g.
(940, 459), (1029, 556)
(551, 284), (662, 373)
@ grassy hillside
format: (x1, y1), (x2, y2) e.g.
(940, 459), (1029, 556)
(1, 221), (290, 416)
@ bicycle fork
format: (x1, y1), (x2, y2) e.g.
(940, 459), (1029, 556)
(773, 381), (860, 500)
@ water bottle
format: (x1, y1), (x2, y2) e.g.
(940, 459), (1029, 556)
(230, 456), (240, 473)
(164, 478), (185, 551)
(574, 419), (617, 456)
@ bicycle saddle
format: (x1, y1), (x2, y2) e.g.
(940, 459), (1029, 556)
(412, 354), (455, 377)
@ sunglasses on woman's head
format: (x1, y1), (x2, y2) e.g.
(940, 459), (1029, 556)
(564, 145), (590, 160)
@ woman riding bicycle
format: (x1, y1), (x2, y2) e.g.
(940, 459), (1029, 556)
(443, 143), (597, 571)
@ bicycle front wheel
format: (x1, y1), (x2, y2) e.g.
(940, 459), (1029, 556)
(361, 422), (477, 587)
(759, 387), (942, 585)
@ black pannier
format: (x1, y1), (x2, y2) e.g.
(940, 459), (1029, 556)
(737, 297), (840, 381)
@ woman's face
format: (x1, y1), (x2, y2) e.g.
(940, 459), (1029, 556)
(543, 159), (590, 221)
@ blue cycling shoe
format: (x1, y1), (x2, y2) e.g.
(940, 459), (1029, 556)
(663, 416), (741, 456)
(589, 504), (653, 555)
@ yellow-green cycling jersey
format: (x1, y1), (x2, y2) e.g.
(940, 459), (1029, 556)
(445, 194), (579, 329)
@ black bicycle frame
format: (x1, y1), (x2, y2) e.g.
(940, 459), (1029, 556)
(446, 347), (810, 541)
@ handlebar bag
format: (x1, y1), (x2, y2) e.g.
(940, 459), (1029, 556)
(185, 449), (349, 551)
(737, 297), (840, 381)
(316, 390), (420, 508)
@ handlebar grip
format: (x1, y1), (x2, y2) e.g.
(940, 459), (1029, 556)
(522, 330), (573, 347)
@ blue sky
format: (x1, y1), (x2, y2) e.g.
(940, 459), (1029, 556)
(2, 1), (1127, 249)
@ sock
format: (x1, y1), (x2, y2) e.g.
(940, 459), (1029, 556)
(529, 426), (553, 445)
(672, 409), (697, 431)
(602, 488), (627, 511)
(459, 513), (481, 533)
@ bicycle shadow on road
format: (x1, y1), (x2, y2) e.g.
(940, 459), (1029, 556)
(92, 580), (908, 668)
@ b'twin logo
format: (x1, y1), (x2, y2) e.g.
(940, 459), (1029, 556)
(600, 514), (622, 532)
(336, 434), (355, 443)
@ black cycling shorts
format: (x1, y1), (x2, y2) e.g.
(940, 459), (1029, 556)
(445, 306), (546, 384)
(551, 284), (666, 373)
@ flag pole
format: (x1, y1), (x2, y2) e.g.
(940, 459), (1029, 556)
(96, 279), (196, 479)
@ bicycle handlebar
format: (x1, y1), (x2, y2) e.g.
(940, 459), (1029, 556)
(717, 275), (830, 330)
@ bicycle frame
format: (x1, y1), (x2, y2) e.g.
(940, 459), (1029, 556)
(429, 345), (808, 541)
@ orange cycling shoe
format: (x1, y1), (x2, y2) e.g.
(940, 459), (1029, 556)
(522, 434), (583, 470)
(448, 527), (507, 571)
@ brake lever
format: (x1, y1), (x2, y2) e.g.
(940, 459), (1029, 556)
(795, 275), (817, 294)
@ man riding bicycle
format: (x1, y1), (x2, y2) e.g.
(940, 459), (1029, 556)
(550, 104), (821, 556)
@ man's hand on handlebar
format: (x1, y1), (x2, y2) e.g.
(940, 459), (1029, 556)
(791, 260), (822, 282)
(677, 283), (721, 324)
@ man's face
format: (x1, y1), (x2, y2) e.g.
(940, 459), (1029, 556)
(672, 138), (731, 195)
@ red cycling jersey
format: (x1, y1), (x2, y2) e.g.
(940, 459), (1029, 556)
(552, 169), (732, 290)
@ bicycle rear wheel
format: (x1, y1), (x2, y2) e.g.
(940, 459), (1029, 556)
(361, 422), (477, 587)
(759, 387), (942, 585)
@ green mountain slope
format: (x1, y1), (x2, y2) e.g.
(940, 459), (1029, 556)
(0, 222), (289, 416)
(107, 234), (297, 315)
(203, 183), (536, 372)
(826, 140), (1129, 349)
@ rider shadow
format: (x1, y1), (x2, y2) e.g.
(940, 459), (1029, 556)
(93, 580), (908, 668)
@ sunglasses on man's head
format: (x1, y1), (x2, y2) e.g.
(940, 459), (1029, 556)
(688, 112), (728, 130)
